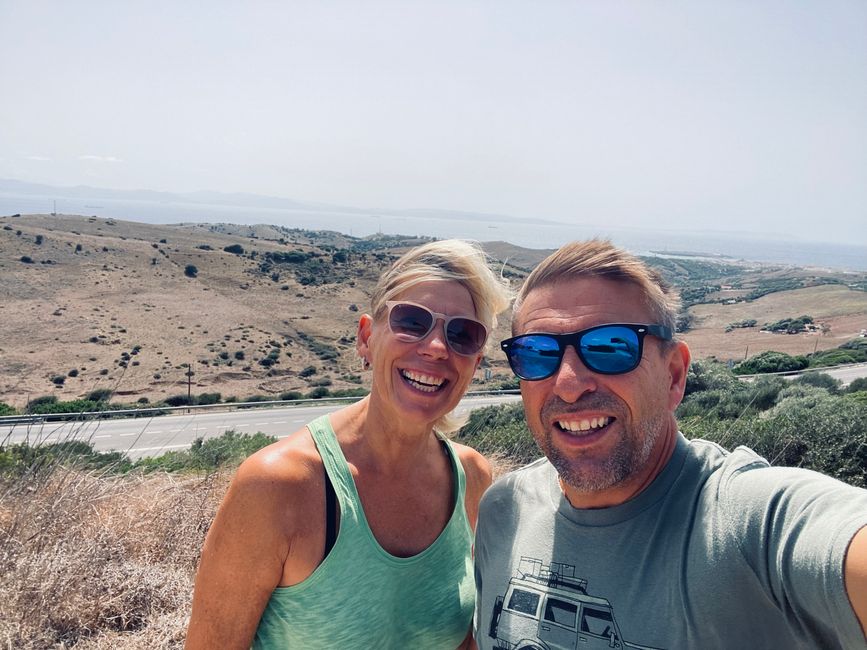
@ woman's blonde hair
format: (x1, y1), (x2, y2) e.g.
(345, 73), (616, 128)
(369, 239), (512, 434)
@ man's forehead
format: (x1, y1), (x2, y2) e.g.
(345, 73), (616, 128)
(514, 277), (653, 332)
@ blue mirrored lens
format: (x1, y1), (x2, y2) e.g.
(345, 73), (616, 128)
(580, 326), (640, 373)
(509, 335), (562, 379)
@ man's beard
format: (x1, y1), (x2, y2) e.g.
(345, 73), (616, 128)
(536, 394), (666, 494)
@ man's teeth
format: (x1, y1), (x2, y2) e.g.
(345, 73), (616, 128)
(401, 370), (445, 393)
(557, 417), (611, 432)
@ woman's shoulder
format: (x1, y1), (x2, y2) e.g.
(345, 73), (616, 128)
(230, 426), (326, 506)
(448, 441), (493, 499)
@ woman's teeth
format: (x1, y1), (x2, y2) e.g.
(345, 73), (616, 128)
(557, 416), (611, 433)
(401, 370), (445, 393)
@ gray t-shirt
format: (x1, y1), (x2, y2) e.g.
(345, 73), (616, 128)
(474, 434), (867, 649)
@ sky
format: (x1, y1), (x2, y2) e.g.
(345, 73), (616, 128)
(1, 1), (865, 244)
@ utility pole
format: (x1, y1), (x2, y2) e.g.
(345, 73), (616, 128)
(186, 362), (194, 412)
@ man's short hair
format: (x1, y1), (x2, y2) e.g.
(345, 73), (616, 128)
(513, 239), (681, 336)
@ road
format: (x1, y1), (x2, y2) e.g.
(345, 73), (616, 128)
(738, 362), (867, 386)
(0, 394), (523, 459)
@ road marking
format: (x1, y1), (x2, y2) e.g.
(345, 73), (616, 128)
(94, 435), (112, 439)
(119, 433), (138, 437)
(129, 443), (196, 452)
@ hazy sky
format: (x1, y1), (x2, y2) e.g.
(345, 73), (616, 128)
(1, 1), (865, 243)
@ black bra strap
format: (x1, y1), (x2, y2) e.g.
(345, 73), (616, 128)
(324, 468), (338, 555)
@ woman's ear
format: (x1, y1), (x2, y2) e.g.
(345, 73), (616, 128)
(357, 314), (373, 362)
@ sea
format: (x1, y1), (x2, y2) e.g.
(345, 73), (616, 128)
(2, 192), (865, 272)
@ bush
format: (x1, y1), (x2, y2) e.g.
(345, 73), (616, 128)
(684, 360), (739, 396)
(223, 244), (245, 255)
(299, 365), (317, 378)
(238, 395), (272, 408)
(85, 388), (113, 402)
(762, 315), (813, 334)
(197, 392), (222, 405)
(184, 264), (198, 278)
(51, 375), (65, 386)
(234, 350), (245, 360)
(734, 350), (809, 375)
(19, 256), (33, 264)
(0, 402), (17, 416)
(682, 393), (867, 487)
(307, 387), (331, 399)
(792, 372), (841, 394)
(164, 394), (194, 407)
(847, 378), (867, 394)
(455, 403), (539, 468)
(279, 391), (304, 401)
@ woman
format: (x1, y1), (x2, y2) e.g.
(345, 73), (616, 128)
(185, 239), (511, 649)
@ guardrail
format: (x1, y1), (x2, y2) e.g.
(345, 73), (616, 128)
(0, 390), (520, 427)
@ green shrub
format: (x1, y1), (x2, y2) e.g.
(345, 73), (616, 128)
(0, 402), (17, 416)
(51, 375), (65, 386)
(238, 395), (272, 408)
(792, 372), (841, 394)
(184, 264), (198, 278)
(329, 388), (369, 398)
(299, 365), (317, 377)
(197, 392), (222, 405)
(734, 350), (808, 375)
(847, 378), (867, 393)
(455, 403), (539, 466)
(164, 394), (193, 407)
(307, 387), (331, 399)
(223, 244), (245, 255)
(85, 388), (113, 402)
(682, 393), (867, 487)
(684, 360), (739, 396)
(762, 315), (813, 334)
(279, 391), (304, 401)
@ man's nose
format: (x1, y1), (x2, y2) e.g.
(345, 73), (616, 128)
(551, 345), (597, 402)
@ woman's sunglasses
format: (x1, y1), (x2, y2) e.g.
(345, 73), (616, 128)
(501, 323), (673, 380)
(385, 301), (488, 356)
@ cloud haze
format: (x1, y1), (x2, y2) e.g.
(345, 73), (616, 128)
(1, 1), (864, 244)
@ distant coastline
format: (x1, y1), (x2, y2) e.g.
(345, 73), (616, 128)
(1, 183), (865, 272)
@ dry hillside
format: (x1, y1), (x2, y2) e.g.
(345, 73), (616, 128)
(0, 214), (517, 409)
(1, 213), (865, 409)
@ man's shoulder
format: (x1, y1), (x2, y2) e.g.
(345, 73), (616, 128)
(480, 457), (553, 511)
(685, 436), (867, 510)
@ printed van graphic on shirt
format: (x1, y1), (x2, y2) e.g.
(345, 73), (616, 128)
(488, 557), (664, 650)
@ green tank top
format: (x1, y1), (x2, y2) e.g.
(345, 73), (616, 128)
(252, 414), (475, 649)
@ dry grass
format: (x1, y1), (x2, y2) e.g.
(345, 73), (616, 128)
(0, 452), (517, 648)
(0, 464), (229, 649)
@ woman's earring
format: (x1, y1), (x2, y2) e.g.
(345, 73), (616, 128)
(362, 357), (371, 371)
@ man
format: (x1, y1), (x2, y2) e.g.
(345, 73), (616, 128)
(474, 240), (867, 649)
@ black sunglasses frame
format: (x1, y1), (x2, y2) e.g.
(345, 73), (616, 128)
(385, 300), (488, 357)
(501, 323), (673, 380)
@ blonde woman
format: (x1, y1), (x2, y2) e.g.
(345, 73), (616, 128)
(186, 240), (510, 649)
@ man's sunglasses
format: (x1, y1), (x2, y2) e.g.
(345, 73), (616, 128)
(385, 301), (488, 356)
(501, 323), (673, 380)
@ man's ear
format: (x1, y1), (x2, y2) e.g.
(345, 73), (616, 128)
(666, 341), (691, 411)
(356, 314), (373, 360)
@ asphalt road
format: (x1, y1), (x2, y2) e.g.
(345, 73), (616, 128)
(0, 394), (523, 459)
(2, 362), (865, 460)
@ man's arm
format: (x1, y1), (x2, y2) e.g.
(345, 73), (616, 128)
(845, 525), (867, 638)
